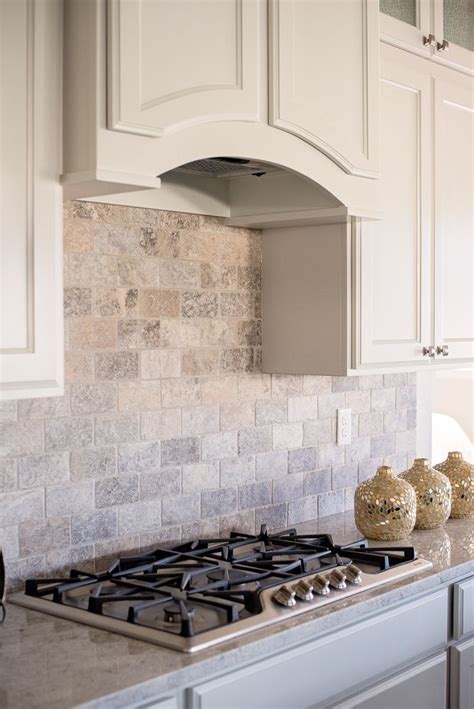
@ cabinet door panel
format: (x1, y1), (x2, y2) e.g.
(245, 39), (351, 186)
(357, 47), (431, 366)
(0, 0), (63, 399)
(434, 78), (474, 361)
(108, 0), (265, 137)
(451, 638), (474, 709)
(336, 652), (447, 709)
(269, 0), (379, 178)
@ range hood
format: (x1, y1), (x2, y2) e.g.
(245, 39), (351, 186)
(176, 157), (281, 180)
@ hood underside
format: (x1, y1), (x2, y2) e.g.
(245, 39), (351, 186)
(175, 157), (282, 179)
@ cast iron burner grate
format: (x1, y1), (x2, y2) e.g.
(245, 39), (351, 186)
(23, 525), (418, 639)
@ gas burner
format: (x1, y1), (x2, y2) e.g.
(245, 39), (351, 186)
(13, 524), (431, 653)
(164, 602), (195, 623)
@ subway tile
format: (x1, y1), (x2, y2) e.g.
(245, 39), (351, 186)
(71, 510), (118, 544)
(303, 419), (333, 446)
(220, 401), (255, 431)
(162, 437), (201, 465)
(255, 399), (287, 426)
(141, 349), (181, 379)
(0, 401), (18, 423)
(119, 500), (162, 535)
(396, 386), (417, 410)
(255, 450), (288, 481)
(288, 496), (318, 524)
(70, 383), (116, 415)
(183, 462), (219, 493)
(117, 255), (160, 288)
(0, 526), (19, 560)
(140, 409), (182, 441)
(331, 377), (358, 392)
(69, 318), (116, 350)
(64, 253), (117, 287)
(201, 375), (238, 404)
(182, 406), (220, 436)
(344, 437), (371, 465)
(318, 490), (344, 518)
(160, 260), (200, 289)
(220, 457), (255, 487)
(46, 481), (93, 517)
(288, 395), (318, 422)
(64, 287), (92, 318)
(220, 510), (256, 537)
(288, 447), (318, 474)
(202, 488), (238, 517)
(271, 374), (302, 398)
(94, 352), (139, 381)
(19, 453), (69, 488)
(182, 291), (218, 318)
(94, 288), (138, 318)
(0, 489), (44, 528)
(65, 352), (94, 384)
(238, 321), (262, 347)
(345, 390), (371, 414)
(384, 373), (407, 388)
(117, 319), (161, 349)
(202, 432), (237, 460)
(118, 442), (161, 475)
(95, 475), (139, 508)
(272, 423), (303, 450)
(182, 349), (218, 376)
(118, 381), (162, 412)
(331, 464), (358, 490)
(140, 468), (181, 499)
(95, 413), (139, 445)
(162, 493), (200, 525)
(238, 426), (272, 456)
(139, 289), (180, 318)
(255, 503), (287, 531)
(220, 348), (255, 373)
(384, 409), (408, 433)
(19, 517), (70, 556)
(70, 447), (116, 480)
(318, 392), (346, 419)
(220, 292), (255, 318)
(273, 474), (303, 503)
(161, 377), (201, 408)
(238, 481), (272, 510)
(371, 387), (396, 412)
(18, 395), (69, 420)
(303, 469), (332, 496)
(45, 417), (93, 452)
(237, 374), (271, 400)
(1, 421), (43, 457)
(302, 376), (331, 395)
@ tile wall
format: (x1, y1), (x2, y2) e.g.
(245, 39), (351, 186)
(0, 202), (417, 589)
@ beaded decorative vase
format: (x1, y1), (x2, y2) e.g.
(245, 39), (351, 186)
(434, 452), (474, 519)
(401, 458), (451, 530)
(354, 466), (417, 541)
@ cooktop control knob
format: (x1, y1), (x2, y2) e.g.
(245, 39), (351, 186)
(312, 574), (330, 595)
(328, 569), (347, 590)
(273, 585), (297, 607)
(345, 564), (362, 585)
(292, 579), (314, 601)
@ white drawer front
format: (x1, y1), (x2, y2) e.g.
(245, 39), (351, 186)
(191, 590), (448, 709)
(453, 577), (474, 641)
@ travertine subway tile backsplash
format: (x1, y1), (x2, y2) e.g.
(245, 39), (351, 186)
(0, 202), (417, 589)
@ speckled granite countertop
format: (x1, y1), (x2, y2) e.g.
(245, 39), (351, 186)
(1, 512), (473, 709)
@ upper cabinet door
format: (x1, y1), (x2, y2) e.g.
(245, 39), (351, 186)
(356, 46), (431, 367)
(0, 0), (63, 400)
(107, 0), (266, 137)
(433, 0), (474, 74)
(269, 0), (379, 178)
(379, 0), (433, 56)
(433, 76), (474, 361)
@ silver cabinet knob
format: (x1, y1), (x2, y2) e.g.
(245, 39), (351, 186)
(422, 346), (435, 358)
(423, 34), (436, 47)
(436, 345), (449, 356)
(437, 39), (449, 52)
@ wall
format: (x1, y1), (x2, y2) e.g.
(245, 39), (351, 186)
(0, 202), (417, 589)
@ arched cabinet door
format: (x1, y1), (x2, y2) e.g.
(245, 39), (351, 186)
(107, 0), (266, 138)
(269, 0), (379, 178)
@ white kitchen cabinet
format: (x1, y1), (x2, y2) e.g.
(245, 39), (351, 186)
(356, 46), (432, 368)
(451, 637), (474, 709)
(107, 0), (266, 137)
(269, 0), (379, 178)
(0, 0), (63, 400)
(380, 0), (474, 74)
(335, 652), (448, 709)
(433, 76), (474, 362)
(355, 44), (473, 371)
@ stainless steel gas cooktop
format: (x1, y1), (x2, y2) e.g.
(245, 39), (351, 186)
(10, 525), (432, 653)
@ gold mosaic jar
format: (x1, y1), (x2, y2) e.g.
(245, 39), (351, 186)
(354, 466), (417, 541)
(400, 458), (451, 530)
(434, 452), (474, 519)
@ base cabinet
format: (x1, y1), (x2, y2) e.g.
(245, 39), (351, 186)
(335, 653), (447, 709)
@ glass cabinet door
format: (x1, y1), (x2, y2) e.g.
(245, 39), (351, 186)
(433, 0), (474, 71)
(379, 0), (433, 54)
(443, 0), (474, 52)
(380, 0), (417, 26)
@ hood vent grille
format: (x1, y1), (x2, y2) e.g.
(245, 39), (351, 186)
(175, 157), (281, 179)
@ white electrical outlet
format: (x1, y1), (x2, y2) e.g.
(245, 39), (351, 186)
(337, 408), (352, 445)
